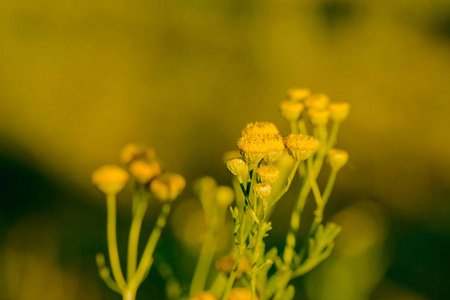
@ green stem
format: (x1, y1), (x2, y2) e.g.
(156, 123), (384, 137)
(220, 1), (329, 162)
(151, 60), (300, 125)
(268, 161), (300, 210)
(326, 121), (341, 149)
(132, 203), (171, 287)
(106, 193), (127, 290)
(221, 251), (244, 300)
(289, 121), (299, 134)
(298, 119), (308, 135)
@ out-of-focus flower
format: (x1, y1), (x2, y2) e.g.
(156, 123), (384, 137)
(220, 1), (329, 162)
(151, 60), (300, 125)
(280, 100), (305, 123)
(327, 149), (349, 172)
(189, 291), (218, 300)
(305, 94), (330, 109)
(215, 254), (250, 278)
(150, 173), (186, 202)
(129, 160), (162, 184)
(120, 143), (155, 164)
(216, 186), (235, 207)
(228, 288), (258, 300)
(284, 134), (317, 161)
(328, 102), (350, 122)
(91, 165), (129, 195)
(286, 88), (311, 102)
(308, 108), (330, 126)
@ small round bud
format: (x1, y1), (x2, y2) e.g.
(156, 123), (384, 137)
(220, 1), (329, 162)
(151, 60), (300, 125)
(228, 288), (258, 300)
(286, 88), (311, 102)
(215, 254), (250, 278)
(129, 160), (162, 184)
(327, 149), (349, 171)
(216, 186), (235, 207)
(255, 166), (280, 184)
(305, 94), (330, 109)
(308, 108), (330, 126)
(253, 183), (271, 201)
(150, 173), (186, 202)
(92, 165), (129, 195)
(329, 102), (350, 122)
(189, 291), (218, 300)
(120, 143), (155, 164)
(226, 158), (247, 176)
(280, 100), (305, 123)
(284, 133), (318, 161)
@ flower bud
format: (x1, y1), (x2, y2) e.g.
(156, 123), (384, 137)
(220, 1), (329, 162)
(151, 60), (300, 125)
(226, 158), (246, 176)
(286, 88), (311, 102)
(253, 183), (271, 201)
(327, 149), (349, 171)
(305, 94), (330, 109)
(129, 160), (162, 184)
(284, 133), (318, 161)
(280, 100), (304, 123)
(120, 143), (155, 164)
(150, 173), (186, 202)
(216, 186), (235, 207)
(329, 102), (350, 122)
(92, 165), (129, 195)
(308, 108), (330, 126)
(255, 166), (280, 184)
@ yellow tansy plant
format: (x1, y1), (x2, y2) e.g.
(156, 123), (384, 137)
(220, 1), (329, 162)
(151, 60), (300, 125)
(92, 144), (185, 300)
(190, 88), (350, 300)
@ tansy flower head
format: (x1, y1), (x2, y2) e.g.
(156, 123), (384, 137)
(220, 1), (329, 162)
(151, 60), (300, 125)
(92, 165), (129, 195)
(228, 288), (258, 300)
(308, 108), (330, 126)
(305, 93), (330, 109)
(238, 134), (284, 165)
(129, 160), (162, 185)
(120, 143), (155, 164)
(242, 122), (279, 136)
(189, 291), (218, 300)
(253, 182), (271, 201)
(226, 157), (247, 176)
(327, 149), (349, 171)
(216, 186), (235, 207)
(256, 166), (280, 184)
(150, 173), (186, 202)
(284, 134), (318, 161)
(329, 102), (350, 122)
(280, 100), (304, 123)
(286, 88), (311, 102)
(215, 254), (250, 278)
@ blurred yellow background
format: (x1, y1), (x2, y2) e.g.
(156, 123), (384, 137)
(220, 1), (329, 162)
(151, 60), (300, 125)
(0, 0), (449, 299)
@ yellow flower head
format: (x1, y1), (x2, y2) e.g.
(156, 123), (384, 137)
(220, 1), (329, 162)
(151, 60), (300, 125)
(216, 186), (235, 207)
(237, 134), (284, 165)
(189, 291), (218, 300)
(253, 182), (271, 201)
(286, 88), (311, 102)
(328, 102), (350, 122)
(215, 254), (250, 278)
(284, 134), (318, 161)
(327, 149), (349, 171)
(304, 93), (330, 109)
(308, 108), (330, 126)
(120, 143), (155, 164)
(150, 173), (186, 202)
(255, 166), (280, 184)
(129, 160), (162, 184)
(280, 100), (305, 123)
(242, 122), (279, 136)
(228, 288), (258, 300)
(92, 165), (129, 195)
(226, 157), (247, 176)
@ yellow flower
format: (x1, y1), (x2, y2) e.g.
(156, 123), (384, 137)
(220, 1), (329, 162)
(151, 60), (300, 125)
(255, 166), (280, 184)
(241, 122), (279, 136)
(327, 149), (349, 171)
(228, 288), (258, 300)
(120, 143), (155, 164)
(280, 100), (305, 123)
(237, 134), (284, 165)
(215, 254), (250, 278)
(284, 133), (317, 161)
(129, 160), (162, 184)
(328, 102), (350, 122)
(304, 93), (330, 109)
(286, 88), (311, 102)
(216, 186), (235, 207)
(308, 108), (330, 126)
(226, 157), (247, 176)
(189, 291), (218, 300)
(150, 173), (186, 202)
(92, 165), (129, 195)
(253, 183), (271, 201)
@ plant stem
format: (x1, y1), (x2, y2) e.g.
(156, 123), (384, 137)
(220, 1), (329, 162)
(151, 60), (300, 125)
(106, 193), (127, 290)
(127, 186), (148, 280)
(268, 161), (300, 210)
(221, 251), (243, 300)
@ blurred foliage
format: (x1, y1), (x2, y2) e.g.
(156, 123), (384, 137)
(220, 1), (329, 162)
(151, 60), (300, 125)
(1, 0), (450, 299)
